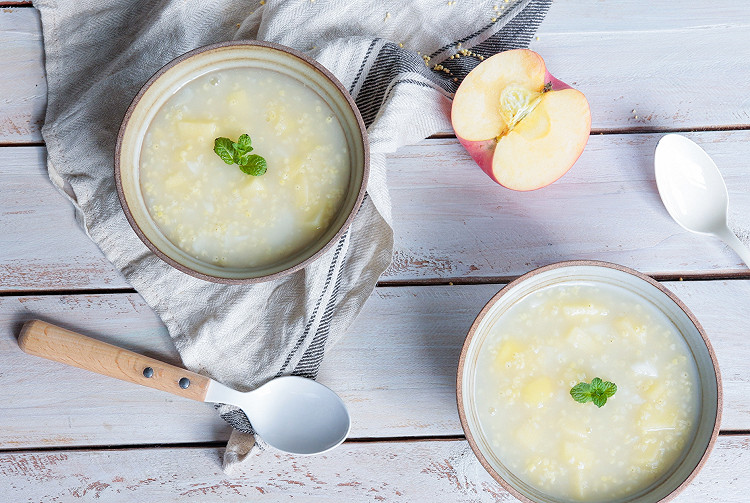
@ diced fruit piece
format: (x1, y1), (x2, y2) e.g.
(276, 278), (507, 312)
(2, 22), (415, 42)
(570, 470), (588, 499)
(227, 90), (249, 108)
(304, 205), (328, 230)
(560, 417), (590, 440)
(451, 49), (590, 190)
(522, 377), (554, 407)
(293, 173), (310, 208)
(563, 441), (595, 469)
(164, 173), (189, 192)
(566, 327), (595, 352)
(644, 381), (667, 401)
(515, 421), (541, 450)
(638, 402), (677, 432)
(495, 340), (523, 368)
(633, 436), (663, 469)
(562, 302), (602, 317)
(615, 316), (647, 342)
(176, 121), (218, 141)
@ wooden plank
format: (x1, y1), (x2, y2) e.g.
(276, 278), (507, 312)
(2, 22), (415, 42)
(0, 294), (231, 449)
(4, 130), (750, 291)
(527, 23), (750, 133)
(1, 435), (748, 502)
(1, 147), (126, 290)
(1, 4), (749, 144)
(384, 130), (750, 282)
(1, 279), (748, 448)
(0, 7), (45, 144)
(538, 0), (750, 33)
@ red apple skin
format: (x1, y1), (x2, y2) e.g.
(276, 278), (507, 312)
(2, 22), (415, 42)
(544, 70), (573, 91)
(453, 70), (588, 190)
(456, 136), (502, 184)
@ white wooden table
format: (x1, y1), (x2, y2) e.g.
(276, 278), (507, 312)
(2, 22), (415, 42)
(2, 2), (750, 500)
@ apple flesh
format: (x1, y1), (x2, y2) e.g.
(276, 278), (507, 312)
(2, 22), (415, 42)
(451, 49), (591, 191)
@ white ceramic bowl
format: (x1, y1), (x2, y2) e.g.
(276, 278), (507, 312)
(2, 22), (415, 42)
(115, 41), (368, 283)
(457, 260), (722, 503)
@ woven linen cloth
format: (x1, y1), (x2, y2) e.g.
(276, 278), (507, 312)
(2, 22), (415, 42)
(33, 0), (551, 471)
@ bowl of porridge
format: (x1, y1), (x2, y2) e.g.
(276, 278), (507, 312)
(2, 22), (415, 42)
(457, 261), (721, 503)
(115, 41), (368, 283)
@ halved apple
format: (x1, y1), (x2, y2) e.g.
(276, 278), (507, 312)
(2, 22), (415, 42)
(451, 49), (591, 191)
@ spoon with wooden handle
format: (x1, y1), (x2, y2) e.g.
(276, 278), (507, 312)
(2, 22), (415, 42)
(18, 320), (351, 455)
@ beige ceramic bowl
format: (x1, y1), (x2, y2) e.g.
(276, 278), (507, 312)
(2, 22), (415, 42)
(457, 261), (722, 503)
(115, 41), (368, 283)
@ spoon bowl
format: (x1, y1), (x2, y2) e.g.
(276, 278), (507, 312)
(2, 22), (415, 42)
(655, 133), (750, 267)
(207, 376), (351, 455)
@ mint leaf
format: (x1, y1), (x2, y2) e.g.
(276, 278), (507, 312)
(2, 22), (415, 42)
(590, 377), (604, 394)
(236, 149), (256, 166)
(213, 134), (267, 177)
(234, 133), (253, 153)
(591, 394), (607, 408)
(570, 377), (617, 407)
(570, 382), (592, 404)
(214, 137), (236, 165)
(238, 155), (267, 176)
(601, 381), (618, 398)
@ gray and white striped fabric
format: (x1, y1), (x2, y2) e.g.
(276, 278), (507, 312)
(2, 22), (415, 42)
(33, 0), (550, 471)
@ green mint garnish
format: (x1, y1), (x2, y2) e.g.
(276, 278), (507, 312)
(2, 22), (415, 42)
(234, 133), (253, 154)
(570, 377), (617, 408)
(213, 134), (267, 176)
(238, 155), (267, 176)
(213, 137), (236, 165)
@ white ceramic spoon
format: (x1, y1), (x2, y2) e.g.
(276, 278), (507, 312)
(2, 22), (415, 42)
(654, 133), (750, 268)
(18, 320), (350, 455)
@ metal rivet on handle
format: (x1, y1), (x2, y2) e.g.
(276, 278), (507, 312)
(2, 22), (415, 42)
(179, 377), (190, 389)
(142, 367), (154, 378)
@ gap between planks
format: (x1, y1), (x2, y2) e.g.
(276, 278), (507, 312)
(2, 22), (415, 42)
(429, 124), (750, 140)
(4, 124), (750, 147)
(1, 431), (746, 455)
(3, 270), (750, 297)
(0, 435), (469, 455)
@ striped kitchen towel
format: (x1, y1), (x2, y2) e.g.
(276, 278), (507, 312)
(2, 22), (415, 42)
(32, 0), (550, 472)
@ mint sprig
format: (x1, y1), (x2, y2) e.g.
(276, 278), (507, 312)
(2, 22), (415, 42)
(570, 377), (617, 408)
(213, 134), (267, 176)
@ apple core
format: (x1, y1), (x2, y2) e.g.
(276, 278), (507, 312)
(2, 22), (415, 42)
(498, 84), (547, 138)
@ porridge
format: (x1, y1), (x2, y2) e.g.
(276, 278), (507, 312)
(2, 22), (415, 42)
(474, 282), (700, 501)
(140, 67), (350, 268)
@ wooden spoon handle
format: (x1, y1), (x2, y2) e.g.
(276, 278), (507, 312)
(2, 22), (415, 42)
(18, 320), (209, 402)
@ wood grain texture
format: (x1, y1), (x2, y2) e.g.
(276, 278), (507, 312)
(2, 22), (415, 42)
(1, 3), (749, 143)
(1, 146), (126, 291)
(0, 6), (45, 143)
(1, 279), (748, 448)
(526, 24), (750, 133)
(538, 0), (750, 33)
(1, 436), (748, 502)
(384, 130), (750, 282)
(18, 320), (211, 402)
(0, 294), (230, 449)
(4, 131), (750, 291)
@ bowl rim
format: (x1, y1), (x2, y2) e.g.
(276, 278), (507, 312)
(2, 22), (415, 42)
(114, 40), (369, 284)
(456, 259), (723, 503)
